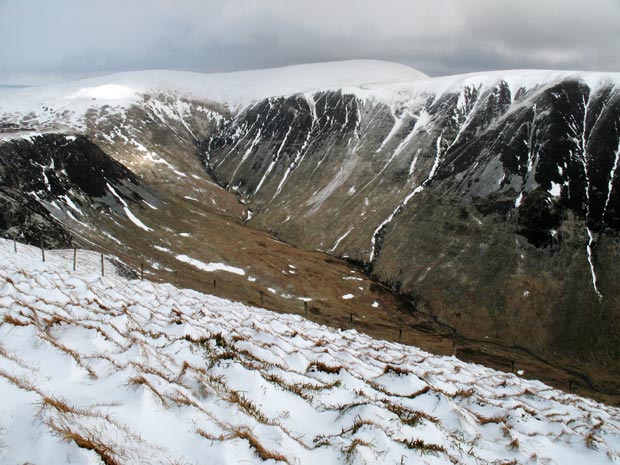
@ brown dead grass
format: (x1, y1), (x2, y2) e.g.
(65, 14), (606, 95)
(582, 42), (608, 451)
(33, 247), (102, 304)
(452, 388), (475, 398)
(476, 414), (507, 425)
(0, 368), (42, 395)
(226, 390), (272, 424)
(197, 426), (290, 464)
(48, 419), (121, 465)
(401, 438), (446, 455)
(382, 364), (412, 376)
(2, 314), (29, 327)
(342, 438), (374, 464)
(40, 395), (78, 415)
(383, 400), (439, 426)
(127, 375), (168, 406)
(307, 361), (342, 375)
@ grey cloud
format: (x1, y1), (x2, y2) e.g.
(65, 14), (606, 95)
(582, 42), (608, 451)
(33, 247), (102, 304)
(1, 0), (618, 85)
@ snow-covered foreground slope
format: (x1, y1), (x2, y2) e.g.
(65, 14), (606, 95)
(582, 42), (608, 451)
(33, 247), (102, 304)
(0, 239), (618, 465)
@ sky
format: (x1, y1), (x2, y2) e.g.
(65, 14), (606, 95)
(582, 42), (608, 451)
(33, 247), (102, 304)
(1, 0), (619, 85)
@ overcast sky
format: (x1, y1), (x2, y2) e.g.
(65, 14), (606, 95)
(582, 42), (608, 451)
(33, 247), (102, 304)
(1, 0), (619, 85)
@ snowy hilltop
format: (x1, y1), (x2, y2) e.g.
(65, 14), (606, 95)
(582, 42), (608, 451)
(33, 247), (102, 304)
(0, 59), (428, 122)
(0, 238), (619, 464)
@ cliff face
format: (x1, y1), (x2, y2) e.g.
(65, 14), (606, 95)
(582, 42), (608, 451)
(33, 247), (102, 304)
(0, 134), (157, 248)
(205, 75), (620, 372)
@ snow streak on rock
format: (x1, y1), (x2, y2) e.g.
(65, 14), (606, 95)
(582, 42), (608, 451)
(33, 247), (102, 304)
(573, 94), (603, 300)
(368, 133), (444, 264)
(329, 226), (354, 253)
(603, 140), (620, 222)
(254, 125), (293, 195)
(107, 183), (153, 232)
(273, 125), (313, 200)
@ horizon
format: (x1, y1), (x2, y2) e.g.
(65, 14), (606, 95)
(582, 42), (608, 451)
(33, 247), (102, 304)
(3, 57), (620, 89)
(1, 0), (618, 86)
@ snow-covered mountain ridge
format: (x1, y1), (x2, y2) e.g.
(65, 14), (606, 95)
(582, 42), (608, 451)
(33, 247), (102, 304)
(2, 60), (618, 134)
(0, 59), (427, 117)
(1, 238), (619, 465)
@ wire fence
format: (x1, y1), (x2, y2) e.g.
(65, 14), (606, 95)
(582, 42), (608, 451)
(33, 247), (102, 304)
(6, 238), (413, 343)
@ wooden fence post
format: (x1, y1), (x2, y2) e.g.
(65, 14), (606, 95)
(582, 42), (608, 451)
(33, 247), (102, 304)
(101, 254), (104, 277)
(260, 291), (264, 306)
(140, 262), (144, 280)
(350, 313), (353, 327)
(73, 248), (77, 271)
(13, 238), (16, 253)
(174, 270), (178, 286)
(304, 301), (308, 318)
(399, 328), (403, 343)
(213, 279), (217, 292)
(41, 244), (45, 262)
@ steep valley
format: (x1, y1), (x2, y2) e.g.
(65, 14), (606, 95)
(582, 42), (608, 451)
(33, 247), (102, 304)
(1, 61), (619, 403)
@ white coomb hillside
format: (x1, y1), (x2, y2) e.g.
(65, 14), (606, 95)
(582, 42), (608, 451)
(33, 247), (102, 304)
(0, 60), (428, 115)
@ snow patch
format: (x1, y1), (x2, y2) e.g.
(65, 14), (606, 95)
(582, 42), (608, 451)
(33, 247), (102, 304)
(175, 254), (245, 275)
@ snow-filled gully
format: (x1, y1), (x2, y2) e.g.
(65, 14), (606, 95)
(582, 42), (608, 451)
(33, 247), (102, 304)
(369, 133), (444, 264)
(368, 87), (484, 265)
(575, 94), (603, 300)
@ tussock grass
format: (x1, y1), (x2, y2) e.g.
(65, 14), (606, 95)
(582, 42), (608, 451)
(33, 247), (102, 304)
(232, 427), (290, 464)
(349, 418), (382, 435)
(264, 372), (341, 400)
(401, 438), (446, 455)
(476, 414), (507, 425)
(48, 419), (121, 465)
(453, 388), (475, 398)
(3, 314), (29, 326)
(38, 332), (98, 379)
(40, 395), (77, 415)
(197, 426), (291, 464)
(342, 438), (374, 464)
(383, 400), (439, 426)
(226, 390), (272, 425)
(333, 401), (371, 418)
(407, 385), (431, 398)
(382, 364), (412, 376)
(182, 334), (210, 345)
(0, 368), (42, 395)
(307, 361), (342, 374)
(127, 375), (168, 406)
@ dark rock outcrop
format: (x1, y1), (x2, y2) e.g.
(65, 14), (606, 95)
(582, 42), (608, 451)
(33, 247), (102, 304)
(0, 134), (158, 247)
